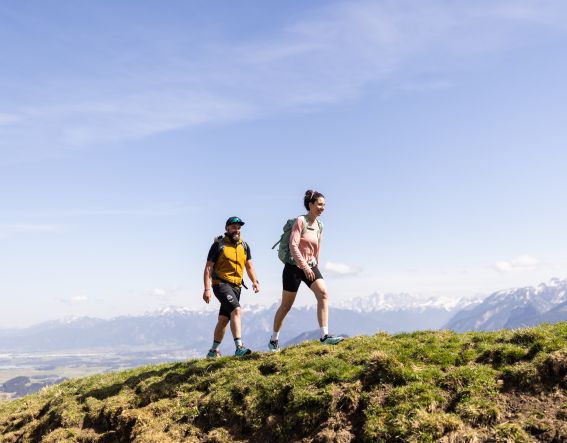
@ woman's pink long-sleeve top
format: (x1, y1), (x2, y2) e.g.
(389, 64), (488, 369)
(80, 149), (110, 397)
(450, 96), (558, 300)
(289, 216), (322, 271)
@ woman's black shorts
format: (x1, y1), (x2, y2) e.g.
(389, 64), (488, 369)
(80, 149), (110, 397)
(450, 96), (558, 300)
(213, 283), (241, 318)
(282, 263), (323, 292)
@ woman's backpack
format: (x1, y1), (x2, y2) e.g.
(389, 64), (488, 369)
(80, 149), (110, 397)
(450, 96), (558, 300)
(271, 215), (322, 264)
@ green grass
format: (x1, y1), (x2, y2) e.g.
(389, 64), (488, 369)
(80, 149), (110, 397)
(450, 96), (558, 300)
(0, 323), (566, 442)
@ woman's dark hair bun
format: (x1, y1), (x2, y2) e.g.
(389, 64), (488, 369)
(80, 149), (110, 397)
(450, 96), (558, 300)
(303, 189), (324, 210)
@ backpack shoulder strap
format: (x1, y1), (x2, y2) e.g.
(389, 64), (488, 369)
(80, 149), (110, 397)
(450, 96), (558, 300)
(300, 215), (323, 239)
(213, 236), (225, 254)
(241, 240), (249, 258)
(211, 236), (224, 277)
(316, 219), (323, 239)
(299, 215), (308, 235)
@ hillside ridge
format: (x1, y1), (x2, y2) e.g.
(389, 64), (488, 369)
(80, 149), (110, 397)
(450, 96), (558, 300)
(0, 323), (566, 442)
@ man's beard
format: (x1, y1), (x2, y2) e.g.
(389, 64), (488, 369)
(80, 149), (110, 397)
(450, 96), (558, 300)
(226, 232), (240, 243)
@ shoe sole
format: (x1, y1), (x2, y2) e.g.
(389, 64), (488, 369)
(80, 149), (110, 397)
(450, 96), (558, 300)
(235, 349), (252, 356)
(320, 339), (344, 345)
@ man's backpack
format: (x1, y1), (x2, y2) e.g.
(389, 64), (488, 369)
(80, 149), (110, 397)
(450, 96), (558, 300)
(271, 215), (322, 265)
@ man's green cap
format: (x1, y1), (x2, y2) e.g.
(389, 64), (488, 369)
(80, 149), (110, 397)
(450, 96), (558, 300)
(225, 216), (245, 227)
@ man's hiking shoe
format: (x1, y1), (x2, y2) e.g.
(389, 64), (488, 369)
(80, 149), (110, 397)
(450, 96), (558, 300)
(206, 349), (221, 359)
(234, 345), (252, 357)
(268, 339), (280, 352)
(320, 335), (344, 345)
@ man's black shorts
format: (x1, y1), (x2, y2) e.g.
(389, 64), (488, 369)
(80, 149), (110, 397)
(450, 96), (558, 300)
(282, 263), (323, 292)
(213, 283), (241, 318)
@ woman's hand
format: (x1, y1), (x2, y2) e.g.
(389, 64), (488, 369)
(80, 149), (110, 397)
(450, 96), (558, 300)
(303, 267), (315, 282)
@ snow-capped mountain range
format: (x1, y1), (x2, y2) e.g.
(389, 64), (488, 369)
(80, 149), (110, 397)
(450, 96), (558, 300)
(337, 292), (483, 312)
(444, 278), (567, 332)
(1, 279), (565, 354)
(0, 295), (472, 354)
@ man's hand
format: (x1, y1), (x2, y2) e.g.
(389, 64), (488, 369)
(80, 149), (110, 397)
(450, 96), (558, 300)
(304, 268), (315, 282)
(203, 261), (215, 304)
(245, 260), (260, 294)
(203, 289), (212, 303)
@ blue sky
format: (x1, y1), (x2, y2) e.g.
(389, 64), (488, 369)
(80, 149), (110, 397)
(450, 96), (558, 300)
(1, 0), (567, 327)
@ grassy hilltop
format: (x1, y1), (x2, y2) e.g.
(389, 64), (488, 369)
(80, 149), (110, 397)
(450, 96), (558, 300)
(0, 324), (566, 442)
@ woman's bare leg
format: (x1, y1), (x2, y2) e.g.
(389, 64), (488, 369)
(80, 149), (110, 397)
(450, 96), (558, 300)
(310, 279), (329, 328)
(272, 290), (297, 332)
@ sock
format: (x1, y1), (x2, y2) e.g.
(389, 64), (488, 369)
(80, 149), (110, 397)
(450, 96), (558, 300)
(320, 326), (329, 339)
(211, 341), (220, 350)
(234, 338), (243, 348)
(271, 331), (280, 341)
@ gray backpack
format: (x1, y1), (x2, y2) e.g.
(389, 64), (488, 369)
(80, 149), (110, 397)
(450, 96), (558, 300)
(271, 215), (323, 264)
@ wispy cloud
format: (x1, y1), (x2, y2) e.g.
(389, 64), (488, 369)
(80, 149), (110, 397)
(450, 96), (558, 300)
(0, 203), (198, 218)
(1, 92), (253, 162)
(149, 288), (167, 298)
(2, 0), (566, 162)
(494, 255), (542, 273)
(146, 287), (183, 300)
(0, 223), (58, 238)
(395, 79), (454, 93)
(58, 295), (89, 305)
(324, 261), (361, 277)
(0, 113), (21, 125)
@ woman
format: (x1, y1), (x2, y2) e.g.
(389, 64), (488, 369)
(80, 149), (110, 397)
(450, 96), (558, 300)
(268, 190), (344, 351)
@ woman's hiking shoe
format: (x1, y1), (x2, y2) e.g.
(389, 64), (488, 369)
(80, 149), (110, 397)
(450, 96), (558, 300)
(268, 339), (280, 352)
(320, 334), (344, 345)
(206, 349), (221, 358)
(234, 345), (252, 357)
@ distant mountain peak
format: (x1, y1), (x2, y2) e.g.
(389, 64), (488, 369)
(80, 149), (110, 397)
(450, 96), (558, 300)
(487, 278), (567, 307)
(143, 305), (216, 317)
(337, 292), (483, 312)
(445, 277), (567, 332)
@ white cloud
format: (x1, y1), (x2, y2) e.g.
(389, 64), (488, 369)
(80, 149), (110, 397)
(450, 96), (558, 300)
(494, 255), (542, 273)
(149, 288), (167, 298)
(58, 295), (89, 305)
(71, 296), (88, 303)
(2, 0), (567, 162)
(1, 203), (198, 218)
(147, 287), (183, 300)
(0, 223), (58, 239)
(324, 261), (361, 277)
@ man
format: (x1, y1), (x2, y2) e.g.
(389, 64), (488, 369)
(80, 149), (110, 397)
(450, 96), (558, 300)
(203, 216), (260, 357)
